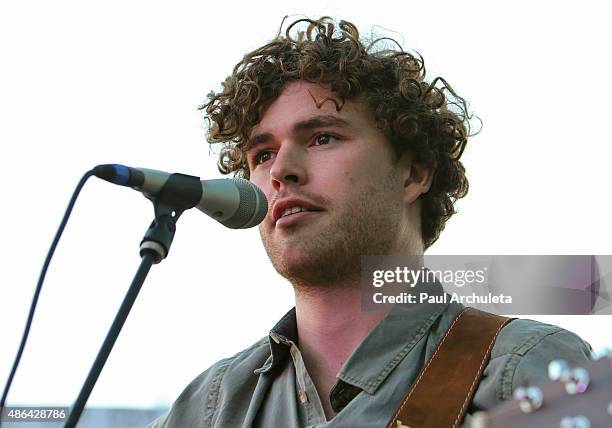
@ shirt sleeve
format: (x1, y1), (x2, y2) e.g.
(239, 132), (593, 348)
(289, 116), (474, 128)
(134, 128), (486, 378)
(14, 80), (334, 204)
(146, 358), (232, 428)
(471, 319), (593, 411)
(145, 336), (270, 428)
(505, 328), (593, 398)
(462, 320), (592, 427)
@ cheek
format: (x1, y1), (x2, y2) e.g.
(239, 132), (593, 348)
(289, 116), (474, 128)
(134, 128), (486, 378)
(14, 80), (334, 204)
(326, 152), (373, 185)
(250, 171), (271, 196)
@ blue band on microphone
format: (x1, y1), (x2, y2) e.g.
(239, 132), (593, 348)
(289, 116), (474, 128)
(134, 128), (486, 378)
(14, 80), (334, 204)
(112, 164), (131, 185)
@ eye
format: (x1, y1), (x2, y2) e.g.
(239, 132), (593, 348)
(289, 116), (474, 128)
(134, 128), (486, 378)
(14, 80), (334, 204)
(252, 149), (275, 166)
(313, 133), (338, 146)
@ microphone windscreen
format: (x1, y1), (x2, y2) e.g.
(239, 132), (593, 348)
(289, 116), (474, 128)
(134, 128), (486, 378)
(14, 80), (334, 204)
(222, 178), (268, 229)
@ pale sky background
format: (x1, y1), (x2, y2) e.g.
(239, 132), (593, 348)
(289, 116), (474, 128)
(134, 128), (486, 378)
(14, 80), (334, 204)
(1, 0), (610, 410)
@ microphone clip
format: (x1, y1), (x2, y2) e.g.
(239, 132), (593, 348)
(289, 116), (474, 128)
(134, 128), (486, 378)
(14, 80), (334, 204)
(140, 173), (202, 263)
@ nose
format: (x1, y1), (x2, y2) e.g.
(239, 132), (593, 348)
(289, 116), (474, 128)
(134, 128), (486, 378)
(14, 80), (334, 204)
(269, 141), (306, 191)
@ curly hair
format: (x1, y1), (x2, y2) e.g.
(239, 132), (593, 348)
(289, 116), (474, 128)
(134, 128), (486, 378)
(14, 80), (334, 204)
(201, 17), (477, 249)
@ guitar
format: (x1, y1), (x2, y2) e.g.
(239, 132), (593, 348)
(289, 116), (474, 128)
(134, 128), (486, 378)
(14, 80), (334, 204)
(470, 352), (611, 428)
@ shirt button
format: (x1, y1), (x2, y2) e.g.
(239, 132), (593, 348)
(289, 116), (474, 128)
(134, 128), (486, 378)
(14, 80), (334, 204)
(298, 389), (309, 404)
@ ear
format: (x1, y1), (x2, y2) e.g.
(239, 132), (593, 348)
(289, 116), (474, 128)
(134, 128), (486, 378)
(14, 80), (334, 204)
(399, 154), (433, 205)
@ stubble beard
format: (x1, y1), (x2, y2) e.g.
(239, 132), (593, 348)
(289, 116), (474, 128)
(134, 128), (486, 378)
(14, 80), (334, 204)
(259, 173), (405, 292)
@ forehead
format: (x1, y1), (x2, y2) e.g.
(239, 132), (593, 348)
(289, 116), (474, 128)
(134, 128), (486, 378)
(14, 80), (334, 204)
(249, 81), (368, 138)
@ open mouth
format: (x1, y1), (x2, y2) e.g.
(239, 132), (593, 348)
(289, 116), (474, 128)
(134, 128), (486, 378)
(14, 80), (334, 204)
(280, 206), (312, 218)
(275, 207), (322, 226)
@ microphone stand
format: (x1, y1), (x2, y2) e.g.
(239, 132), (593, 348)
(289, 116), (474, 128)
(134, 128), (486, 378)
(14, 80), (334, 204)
(64, 173), (203, 428)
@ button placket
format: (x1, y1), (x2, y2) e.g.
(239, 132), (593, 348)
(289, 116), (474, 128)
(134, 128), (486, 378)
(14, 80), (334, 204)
(286, 340), (327, 425)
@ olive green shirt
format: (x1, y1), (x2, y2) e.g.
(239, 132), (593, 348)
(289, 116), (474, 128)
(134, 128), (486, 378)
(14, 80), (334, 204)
(149, 286), (592, 428)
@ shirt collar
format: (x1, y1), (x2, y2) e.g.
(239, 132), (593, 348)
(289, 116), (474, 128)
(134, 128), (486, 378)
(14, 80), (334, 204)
(254, 307), (297, 375)
(328, 280), (452, 412)
(335, 288), (448, 394)
(255, 280), (450, 385)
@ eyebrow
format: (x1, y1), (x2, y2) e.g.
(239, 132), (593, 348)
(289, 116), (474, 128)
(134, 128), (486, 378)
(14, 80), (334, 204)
(247, 115), (353, 151)
(293, 114), (351, 132)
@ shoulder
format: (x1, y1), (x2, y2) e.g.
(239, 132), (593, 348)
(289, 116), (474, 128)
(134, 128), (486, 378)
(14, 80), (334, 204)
(473, 318), (592, 409)
(491, 318), (592, 361)
(147, 336), (270, 428)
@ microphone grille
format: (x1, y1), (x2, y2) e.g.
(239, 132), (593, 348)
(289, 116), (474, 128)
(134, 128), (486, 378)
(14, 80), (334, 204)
(221, 178), (268, 229)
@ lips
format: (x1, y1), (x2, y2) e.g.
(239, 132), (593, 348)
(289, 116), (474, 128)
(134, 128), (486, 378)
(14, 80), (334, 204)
(271, 197), (324, 225)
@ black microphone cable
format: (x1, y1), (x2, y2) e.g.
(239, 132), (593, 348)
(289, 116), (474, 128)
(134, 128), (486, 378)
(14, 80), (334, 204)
(0, 169), (95, 426)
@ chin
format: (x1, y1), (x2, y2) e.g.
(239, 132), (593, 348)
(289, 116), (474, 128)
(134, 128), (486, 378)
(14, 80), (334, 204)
(270, 248), (319, 279)
(277, 248), (313, 271)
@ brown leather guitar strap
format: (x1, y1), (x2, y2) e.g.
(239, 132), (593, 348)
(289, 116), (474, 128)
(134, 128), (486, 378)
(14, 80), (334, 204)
(386, 307), (513, 428)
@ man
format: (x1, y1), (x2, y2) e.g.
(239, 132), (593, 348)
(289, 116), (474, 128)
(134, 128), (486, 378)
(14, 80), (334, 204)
(150, 17), (591, 427)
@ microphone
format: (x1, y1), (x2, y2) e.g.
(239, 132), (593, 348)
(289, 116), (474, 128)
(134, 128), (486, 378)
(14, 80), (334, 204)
(92, 164), (268, 229)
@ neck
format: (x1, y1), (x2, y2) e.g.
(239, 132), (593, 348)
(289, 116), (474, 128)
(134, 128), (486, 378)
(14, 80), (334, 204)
(290, 220), (424, 418)
(294, 286), (392, 419)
